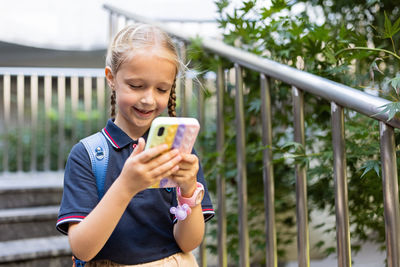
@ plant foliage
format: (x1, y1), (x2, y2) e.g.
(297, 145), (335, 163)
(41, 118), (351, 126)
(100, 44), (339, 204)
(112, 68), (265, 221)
(190, 0), (400, 264)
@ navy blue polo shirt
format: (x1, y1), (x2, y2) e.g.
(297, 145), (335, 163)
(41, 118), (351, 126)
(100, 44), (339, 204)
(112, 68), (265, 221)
(57, 119), (214, 265)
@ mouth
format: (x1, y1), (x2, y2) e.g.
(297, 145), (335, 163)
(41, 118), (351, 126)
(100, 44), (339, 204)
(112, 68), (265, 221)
(133, 107), (155, 118)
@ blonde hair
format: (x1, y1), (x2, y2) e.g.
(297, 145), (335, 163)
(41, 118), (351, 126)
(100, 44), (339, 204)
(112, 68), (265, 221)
(106, 23), (179, 117)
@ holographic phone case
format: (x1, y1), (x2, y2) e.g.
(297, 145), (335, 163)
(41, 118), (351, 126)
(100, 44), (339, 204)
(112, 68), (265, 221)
(145, 117), (200, 188)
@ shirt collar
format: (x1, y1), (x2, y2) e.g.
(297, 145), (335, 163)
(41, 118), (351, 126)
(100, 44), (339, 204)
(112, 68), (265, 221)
(101, 119), (149, 149)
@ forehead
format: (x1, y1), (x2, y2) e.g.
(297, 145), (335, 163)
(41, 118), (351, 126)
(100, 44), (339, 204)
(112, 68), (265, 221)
(117, 47), (177, 81)
(127, 46), (177, 68)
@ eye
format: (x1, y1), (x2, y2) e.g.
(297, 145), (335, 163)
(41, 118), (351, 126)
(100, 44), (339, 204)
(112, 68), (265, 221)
(158, 88), (169, 93)
(129, 84), (142, 89)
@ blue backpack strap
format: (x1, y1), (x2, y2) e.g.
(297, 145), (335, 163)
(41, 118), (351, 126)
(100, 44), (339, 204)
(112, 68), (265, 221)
(80, 132), (109, 200)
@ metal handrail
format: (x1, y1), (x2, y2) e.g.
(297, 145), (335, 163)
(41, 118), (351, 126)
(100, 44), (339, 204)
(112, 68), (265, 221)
(103, 4), (400, 129)
(104, 4), (400, 267)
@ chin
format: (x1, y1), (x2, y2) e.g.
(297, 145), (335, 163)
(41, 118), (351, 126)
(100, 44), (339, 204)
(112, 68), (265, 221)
(132, 116), (155, 128)
(132, 119), (151, 128)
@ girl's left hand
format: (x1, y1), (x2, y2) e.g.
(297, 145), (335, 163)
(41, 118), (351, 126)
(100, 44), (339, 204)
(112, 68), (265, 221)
(170, 153), (199, 197)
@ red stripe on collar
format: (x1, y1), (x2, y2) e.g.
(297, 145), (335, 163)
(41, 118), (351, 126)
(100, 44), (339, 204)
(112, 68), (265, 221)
(103, 128), (120, 149)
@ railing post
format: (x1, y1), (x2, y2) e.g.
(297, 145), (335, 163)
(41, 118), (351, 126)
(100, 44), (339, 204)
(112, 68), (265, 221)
(331, 102), (351, 267)
(235, 63), (250, 267)
(30, 75), (38, 172)
(44, 75), (52, 171)
(17, 74), (24, 172)
(108, 11), (114, 44)
(292, 86), (310, 267)
(58, 76), (66, 170)
(84, 76), (92, 135)
(71, 76), (79, 144)
(97, 77), (106, 129)
(217, 64), (227, 267)
(178, 42), (186, 116)
(261, 74), (277, 267)
(379, 122), (400, 267)
(197, 77), (207, 267)
(3, 74), (10, 172)
(122, 16), (128, 27)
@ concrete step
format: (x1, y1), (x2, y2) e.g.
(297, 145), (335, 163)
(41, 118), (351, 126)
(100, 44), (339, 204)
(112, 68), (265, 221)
(0, 236), (72, 267)
(0, 172), (63, 209)
(0, 206), (60, 242)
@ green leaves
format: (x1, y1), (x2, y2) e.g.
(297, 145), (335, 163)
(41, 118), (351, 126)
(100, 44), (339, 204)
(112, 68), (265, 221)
(260, 0), (287, 19)
(271, 0), (288, 10)
(360, 160), (381, 178)
(248, 98), (261, 113)
(377, 102), (400, 121)
(323, 45), (337, 65)
(215, 0), (229, 13)
(280, 141), (305, 154)
(240, 0), (256, 13)
(386, 74), (400, 94)
(382, 12), (400, 39)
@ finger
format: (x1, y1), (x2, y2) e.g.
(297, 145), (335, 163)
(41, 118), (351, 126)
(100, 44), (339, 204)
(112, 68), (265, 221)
(137, 143), (170, 162)
(150, 154), (182, 178)
(152, 163), (180, 183)
(147, 149), (181, 169)
(176, 156), (198, 171)
(179, 153), (198, 164)
(169, 170), (184, 178)
(175, 161), (192, 171)
(130, 137), (145, 157)
(170, 169), (195, 178)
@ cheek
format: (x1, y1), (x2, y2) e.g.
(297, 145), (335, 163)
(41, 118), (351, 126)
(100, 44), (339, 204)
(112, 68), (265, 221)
(116, 91), (137, 107)
(157, 94), (170, 110)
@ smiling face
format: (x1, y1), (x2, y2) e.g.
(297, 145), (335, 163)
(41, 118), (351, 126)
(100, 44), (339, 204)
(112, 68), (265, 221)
(106, 47), (176, 139)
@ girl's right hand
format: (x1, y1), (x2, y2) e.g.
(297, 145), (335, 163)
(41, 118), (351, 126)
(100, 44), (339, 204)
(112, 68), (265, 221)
(118, 137), (182, 194)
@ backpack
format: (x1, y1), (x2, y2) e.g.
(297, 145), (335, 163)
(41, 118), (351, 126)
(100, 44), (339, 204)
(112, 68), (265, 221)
(73, 132), (109, 267)
(80, 132), (109, 200)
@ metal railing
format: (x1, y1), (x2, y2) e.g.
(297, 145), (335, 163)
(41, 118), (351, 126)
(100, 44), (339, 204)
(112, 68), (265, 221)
(103, 4), (400, 267)
(0, 67), (108, 172)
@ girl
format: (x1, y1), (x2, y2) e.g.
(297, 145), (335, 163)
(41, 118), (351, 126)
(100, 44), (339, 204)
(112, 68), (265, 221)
(57, 24), (214, 266)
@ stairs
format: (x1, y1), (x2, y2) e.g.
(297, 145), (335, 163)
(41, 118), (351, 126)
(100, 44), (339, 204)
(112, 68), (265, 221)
(0, 172), (72, 267)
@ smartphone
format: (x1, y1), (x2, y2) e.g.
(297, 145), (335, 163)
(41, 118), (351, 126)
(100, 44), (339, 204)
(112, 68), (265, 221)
(145, 117), (200, 188)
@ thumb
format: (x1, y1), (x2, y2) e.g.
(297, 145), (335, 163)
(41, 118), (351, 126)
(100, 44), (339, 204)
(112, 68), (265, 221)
(131, 137), (146, 157)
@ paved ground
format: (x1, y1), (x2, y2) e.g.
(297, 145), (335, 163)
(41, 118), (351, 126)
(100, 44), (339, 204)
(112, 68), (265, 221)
(286, 241), (385, 267)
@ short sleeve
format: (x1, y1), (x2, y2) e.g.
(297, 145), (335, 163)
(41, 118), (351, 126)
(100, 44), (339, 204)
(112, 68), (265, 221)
(56, 142), (99, 235)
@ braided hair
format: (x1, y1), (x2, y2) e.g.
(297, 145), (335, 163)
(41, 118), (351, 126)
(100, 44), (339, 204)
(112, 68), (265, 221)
(110, 90), (116, 118)
(168, 79), (177, 117)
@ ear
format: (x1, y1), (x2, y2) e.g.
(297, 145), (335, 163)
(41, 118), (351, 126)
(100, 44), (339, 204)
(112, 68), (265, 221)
(105, 67), (115, 90)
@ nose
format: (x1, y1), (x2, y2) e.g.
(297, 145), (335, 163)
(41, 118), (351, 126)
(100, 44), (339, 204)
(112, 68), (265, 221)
(140, 88), (156, 105)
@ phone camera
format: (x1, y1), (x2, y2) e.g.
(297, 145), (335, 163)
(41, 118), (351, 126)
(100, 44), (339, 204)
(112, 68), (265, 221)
(157, 127), (165, 136)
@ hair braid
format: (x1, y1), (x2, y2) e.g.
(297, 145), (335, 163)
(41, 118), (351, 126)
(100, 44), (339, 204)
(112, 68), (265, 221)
(110, 90), (116, 118)
(168, 80), (177, 117)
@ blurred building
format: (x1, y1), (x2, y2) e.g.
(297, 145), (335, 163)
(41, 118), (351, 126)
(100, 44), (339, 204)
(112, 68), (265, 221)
(0, 41), (106, 68)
